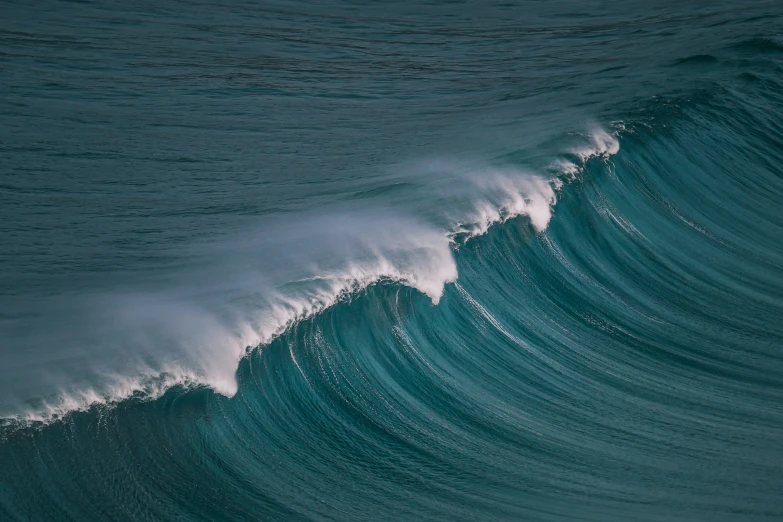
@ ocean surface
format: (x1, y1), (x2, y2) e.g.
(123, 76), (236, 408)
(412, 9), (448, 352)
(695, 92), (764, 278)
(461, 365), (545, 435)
(1, 1), (783, 520)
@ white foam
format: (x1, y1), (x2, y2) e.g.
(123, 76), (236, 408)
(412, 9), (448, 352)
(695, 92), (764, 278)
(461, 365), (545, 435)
(574, 127), (620, 161)
(447, 128), (620, 243)
(2, 127), (620, 427)
(243, 234), (458, 351)
(2, 217), (459, 427)
(453, 171), (558, 239)
(4, 368), (204, 426)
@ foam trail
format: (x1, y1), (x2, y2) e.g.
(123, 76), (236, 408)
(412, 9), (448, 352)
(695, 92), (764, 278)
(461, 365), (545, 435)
(450, 128), (620, 242)
(3, 214), (459, 426)
(2, 128), (619, 427)
(241, 234), (459, 350)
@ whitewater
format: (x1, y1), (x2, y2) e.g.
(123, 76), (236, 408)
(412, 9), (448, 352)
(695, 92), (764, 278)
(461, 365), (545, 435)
(3, 129), (620, 426)
(1, 2), (782, 521)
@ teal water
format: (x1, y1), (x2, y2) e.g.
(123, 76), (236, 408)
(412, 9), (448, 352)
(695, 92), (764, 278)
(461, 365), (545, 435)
(1, 1), (783, 520)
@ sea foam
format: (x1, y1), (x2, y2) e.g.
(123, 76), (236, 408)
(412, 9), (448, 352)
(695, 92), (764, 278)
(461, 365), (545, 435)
(2, 128), (619, 427)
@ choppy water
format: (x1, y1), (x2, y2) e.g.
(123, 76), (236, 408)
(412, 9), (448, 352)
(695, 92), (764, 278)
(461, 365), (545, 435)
(1, 1), (783, 520)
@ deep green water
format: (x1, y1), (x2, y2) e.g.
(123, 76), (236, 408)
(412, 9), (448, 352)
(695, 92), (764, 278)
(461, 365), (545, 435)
(1, 1), (782, 520)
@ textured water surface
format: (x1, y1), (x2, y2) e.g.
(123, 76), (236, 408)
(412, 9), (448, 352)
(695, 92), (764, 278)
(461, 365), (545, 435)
(1, 1), (782, 520)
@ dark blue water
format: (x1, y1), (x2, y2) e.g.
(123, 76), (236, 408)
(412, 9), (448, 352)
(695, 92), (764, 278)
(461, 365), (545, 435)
(1, 1), (783, 520)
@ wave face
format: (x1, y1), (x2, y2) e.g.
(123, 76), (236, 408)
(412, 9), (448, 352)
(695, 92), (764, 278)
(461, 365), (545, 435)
(1, 1), (783, 521)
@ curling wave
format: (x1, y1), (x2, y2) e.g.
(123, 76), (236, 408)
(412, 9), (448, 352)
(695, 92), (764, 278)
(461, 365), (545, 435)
(1, 4), (782, 521)
(1, 129), (619, 426)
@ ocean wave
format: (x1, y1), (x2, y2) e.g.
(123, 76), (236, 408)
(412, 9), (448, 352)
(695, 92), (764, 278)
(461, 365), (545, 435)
(1, 128), (620, 428)
(3, 3), (783, 519)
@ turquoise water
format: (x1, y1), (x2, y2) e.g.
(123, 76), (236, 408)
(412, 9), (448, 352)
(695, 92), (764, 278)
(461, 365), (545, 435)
(1, 1), (783, 520)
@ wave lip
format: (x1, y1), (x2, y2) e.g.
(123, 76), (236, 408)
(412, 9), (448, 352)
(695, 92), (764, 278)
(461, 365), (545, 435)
(1, 213), (461, 427)
(1, 128), (621, 428)
(451, 128), (620, 242)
